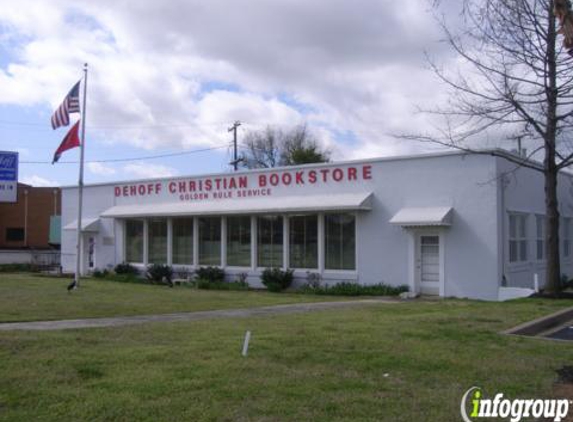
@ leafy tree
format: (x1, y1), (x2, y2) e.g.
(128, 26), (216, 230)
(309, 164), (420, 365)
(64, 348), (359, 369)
(241, 124), (330, 168)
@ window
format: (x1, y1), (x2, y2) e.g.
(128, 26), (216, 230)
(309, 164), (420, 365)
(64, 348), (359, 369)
(289, 215), (318, 268)
(6, 227), (24, 242)
(227, 216), (251, 267)
(125, 219), (144, 263)
(147, 219), (167, 264)
(325, 213), (356, 270)
(172, 218), (193, 265)
(536, 215), (546, 261)
(564, 217), (571, 258)
(509, 213), (527, 263)
(257, 215), (283, 267)
(198, 217), (221, 265)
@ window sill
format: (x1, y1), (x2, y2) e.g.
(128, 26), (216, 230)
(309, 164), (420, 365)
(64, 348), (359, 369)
(507, 262), (530, 271)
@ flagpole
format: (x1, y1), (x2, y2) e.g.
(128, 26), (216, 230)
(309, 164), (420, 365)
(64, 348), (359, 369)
(74, 63), (88, 288)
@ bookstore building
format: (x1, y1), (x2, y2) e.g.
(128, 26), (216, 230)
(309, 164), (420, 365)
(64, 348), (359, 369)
(61, 150), (573, 301)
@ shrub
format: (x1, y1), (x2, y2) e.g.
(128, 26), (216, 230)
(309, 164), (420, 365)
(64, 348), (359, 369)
(114, 262), (139, 276)
(306, 271), (322, 289)
(92, 269), (109, 278)
(0, 263), (38, 273)
(261, 268), (294, 292)
(560, 274), (573, 290)
(195, 266), (225, 283)
(299, 282), (408, 296)
(196, 280), (249, 291)
(105, 274), (142, 284)
(236, 272), (249, 284)
(146, 264), (173, 286)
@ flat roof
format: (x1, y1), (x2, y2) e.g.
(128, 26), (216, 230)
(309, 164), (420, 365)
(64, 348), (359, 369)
(60, 147), (552, 190)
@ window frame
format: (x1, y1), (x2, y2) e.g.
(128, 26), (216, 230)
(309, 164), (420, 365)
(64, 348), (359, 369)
(124, 219), (145, 264)
(289, 214), (319, 270)
(5, 227), (24, 242)
(147, 218), (168, 264)
(508, 212), (528, 264)
(563, 217), (571, 260)
(198, 216), (222, 266)
(324, 212), (357, 271)
(535, 214), (546, 262)
(226, 215), (252, 268)
(256, 215), (284, 268)
(172, 217), (194, 266)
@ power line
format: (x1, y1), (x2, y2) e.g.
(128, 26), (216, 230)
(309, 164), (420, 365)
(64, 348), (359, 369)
(20, 145), (229, 165)
(0, 118), (313, 130)
(0, 119), (231, 129)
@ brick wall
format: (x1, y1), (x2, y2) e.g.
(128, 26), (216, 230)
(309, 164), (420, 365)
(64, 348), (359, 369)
(0, 184), (61, 249)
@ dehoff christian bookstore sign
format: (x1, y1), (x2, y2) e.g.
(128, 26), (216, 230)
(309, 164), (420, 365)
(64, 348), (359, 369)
(113, 164), (373, 202)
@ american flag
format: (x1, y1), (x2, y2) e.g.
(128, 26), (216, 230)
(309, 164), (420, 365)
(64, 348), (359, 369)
(51, 80), (81, 130)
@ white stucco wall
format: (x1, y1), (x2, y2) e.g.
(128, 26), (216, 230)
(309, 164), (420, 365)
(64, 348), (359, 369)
(62, 150), (552, 300)
(61, 185), (117, 274)
(352, 153), (499, 300)
(496, 157), (573, 289)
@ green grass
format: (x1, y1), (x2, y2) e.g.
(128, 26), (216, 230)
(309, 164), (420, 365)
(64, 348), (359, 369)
(0, 273), (349, 322)
(0, 274), (573, 421)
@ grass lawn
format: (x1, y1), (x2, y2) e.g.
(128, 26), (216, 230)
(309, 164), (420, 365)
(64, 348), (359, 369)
(0, 274), (573, 421)
(0, 273), (351, 322)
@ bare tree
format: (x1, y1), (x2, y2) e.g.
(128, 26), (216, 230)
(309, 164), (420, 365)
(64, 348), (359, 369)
(403, 0), (573, 294)
(241, 124), (330, 168)
(241, 126), (282, 169)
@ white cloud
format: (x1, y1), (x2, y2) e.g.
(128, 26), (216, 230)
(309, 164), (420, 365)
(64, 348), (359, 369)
(20, 174), (59, 187)
(87, 162), (116, 176)
(122, 162), (177, 179)
(0, 0), (457, 160)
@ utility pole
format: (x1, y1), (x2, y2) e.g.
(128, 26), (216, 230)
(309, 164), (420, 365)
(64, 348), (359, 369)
(228, 121), (241, 171)
(507, 133), (527, 158)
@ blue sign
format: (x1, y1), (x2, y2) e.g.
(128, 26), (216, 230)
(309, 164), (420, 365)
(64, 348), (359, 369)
(0, 151), (18, 181)
(0, 151), (18, 203)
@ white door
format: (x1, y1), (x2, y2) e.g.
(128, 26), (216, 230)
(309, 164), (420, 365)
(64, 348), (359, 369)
(87, 236), (96, 271)
(80, 235), (96, 275)
(418, 235), (440, 295)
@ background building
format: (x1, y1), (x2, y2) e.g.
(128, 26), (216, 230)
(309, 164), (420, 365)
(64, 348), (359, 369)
(0, 183), (61, 265)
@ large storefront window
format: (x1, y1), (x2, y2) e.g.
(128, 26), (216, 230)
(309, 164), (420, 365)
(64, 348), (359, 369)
(125, 219), (144, 263)
(148, 219), (167, 264)
(289, 215), (318, 268)
(325, 213), (356, 270)
(227, 216), (251, 267)
(172, 218), (193, 265)
(199, 217), (221, 265)
(258, 215), (283, 267)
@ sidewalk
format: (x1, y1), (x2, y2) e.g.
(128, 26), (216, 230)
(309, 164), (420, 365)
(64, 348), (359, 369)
(0, 298), (398, 331)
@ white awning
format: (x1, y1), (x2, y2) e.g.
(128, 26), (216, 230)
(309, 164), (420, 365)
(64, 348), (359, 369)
(63, 218), (100, 232)
(389, 207), (453, 227)
(101, 192), (373, 218)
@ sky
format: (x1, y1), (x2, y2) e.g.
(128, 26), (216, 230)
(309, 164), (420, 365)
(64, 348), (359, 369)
(0, 0), (459, 187)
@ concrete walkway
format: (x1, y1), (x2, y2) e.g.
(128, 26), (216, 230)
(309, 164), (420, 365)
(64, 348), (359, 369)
(0, 298), (398, 331)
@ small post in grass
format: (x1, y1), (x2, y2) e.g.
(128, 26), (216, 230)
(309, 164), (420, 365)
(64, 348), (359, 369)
(534, 273), (539, 293)
(242, 330), (251, 357)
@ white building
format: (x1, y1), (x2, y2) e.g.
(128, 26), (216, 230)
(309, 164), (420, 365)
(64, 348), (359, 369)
(61, 150), (573, 301)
